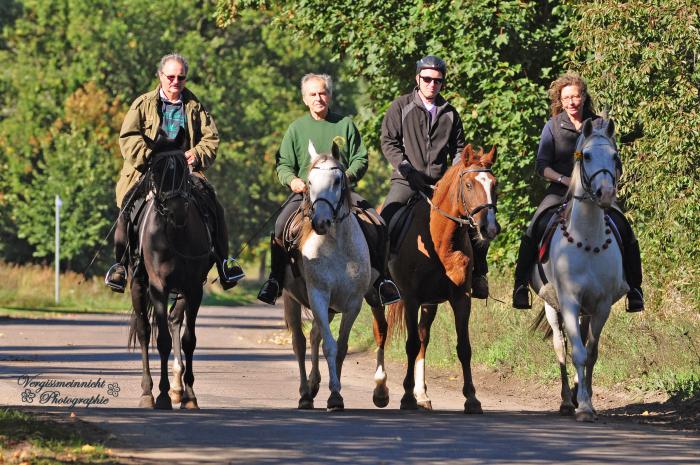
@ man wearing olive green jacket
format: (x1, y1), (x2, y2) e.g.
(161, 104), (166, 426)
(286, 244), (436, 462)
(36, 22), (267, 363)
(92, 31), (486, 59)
(106, 53), (242, 293)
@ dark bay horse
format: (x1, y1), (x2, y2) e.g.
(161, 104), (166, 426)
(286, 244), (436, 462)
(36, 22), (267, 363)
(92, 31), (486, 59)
(127, 136), (212, 409)
(378, 145), (498, 413)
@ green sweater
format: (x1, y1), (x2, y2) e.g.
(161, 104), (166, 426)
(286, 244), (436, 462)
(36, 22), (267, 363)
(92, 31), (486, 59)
(276, 112), (368, 187)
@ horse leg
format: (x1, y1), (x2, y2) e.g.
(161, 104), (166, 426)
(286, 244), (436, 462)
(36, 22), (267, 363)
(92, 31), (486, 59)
(151, 287), (173, 410)
(559, 298), (593, 421)
(284, 293), (313, 409)
(544, 303), (574, 415)
(400, 299), (420, 410)
(370, 304), (389, 408)
(583, 304), (611, 417)
(331, 303), (362, 411)
(307, 289), (342, 411)
(414, 304), (437, 410)
(308, 317), (322, 400)
(449, 294), (482, 414)
(131, 276), (154, 408)
(572, 315), (591, 408)
(181, 286), (203, 409)
(168, 296), (185, 405)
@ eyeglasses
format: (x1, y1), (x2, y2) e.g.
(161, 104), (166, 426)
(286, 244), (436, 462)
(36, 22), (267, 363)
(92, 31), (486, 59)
(420, 75), (444, 85)
(561, 94), (582, 102)
(162, 74), (187, 82)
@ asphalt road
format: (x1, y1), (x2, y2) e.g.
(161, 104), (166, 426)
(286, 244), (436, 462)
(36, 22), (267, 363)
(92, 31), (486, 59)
(0, 304), (697, 464)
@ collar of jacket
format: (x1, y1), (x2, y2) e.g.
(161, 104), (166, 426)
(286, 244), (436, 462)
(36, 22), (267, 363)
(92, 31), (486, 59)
(554, 109), (597, 132)
(412, 87), (448, 110)
(145, 86), (197, 105)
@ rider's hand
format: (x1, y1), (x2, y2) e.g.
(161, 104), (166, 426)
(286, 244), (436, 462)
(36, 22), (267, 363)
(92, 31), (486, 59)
(185, 150), (197, 166)
(398, 160), (428, 194)
(290, 177), (307, 193)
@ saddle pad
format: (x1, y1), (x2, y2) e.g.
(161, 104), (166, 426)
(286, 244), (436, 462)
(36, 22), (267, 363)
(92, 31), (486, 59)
(388, 196), (419, 254)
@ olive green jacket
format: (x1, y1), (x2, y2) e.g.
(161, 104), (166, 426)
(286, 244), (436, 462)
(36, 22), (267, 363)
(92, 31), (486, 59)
(115, 86), (219, 207)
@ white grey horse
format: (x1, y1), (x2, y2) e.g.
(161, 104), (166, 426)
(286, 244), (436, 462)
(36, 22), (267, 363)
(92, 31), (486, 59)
(532, 118), (628, 422)
(283, 141), (374, 411)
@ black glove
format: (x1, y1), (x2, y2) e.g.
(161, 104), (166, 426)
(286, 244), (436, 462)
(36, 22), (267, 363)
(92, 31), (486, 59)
(398, 160), (428, 194)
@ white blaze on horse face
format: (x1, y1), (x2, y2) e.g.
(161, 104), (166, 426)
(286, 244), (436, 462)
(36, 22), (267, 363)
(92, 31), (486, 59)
(475, 172), (498, 240)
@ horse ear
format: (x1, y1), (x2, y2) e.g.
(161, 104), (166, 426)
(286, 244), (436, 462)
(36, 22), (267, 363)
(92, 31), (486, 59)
(331, 141), (342, 161)
(308, 140), (321, 162)
(482, 145), (497, 167)
(461, 144), (477, 166)
(582, 118), (594, 139)
(605, 118), (615, 139)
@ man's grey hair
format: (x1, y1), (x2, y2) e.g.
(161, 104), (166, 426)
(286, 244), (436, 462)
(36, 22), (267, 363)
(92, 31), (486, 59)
(156, 53), (189, 77)
(301, 73), (333, 97)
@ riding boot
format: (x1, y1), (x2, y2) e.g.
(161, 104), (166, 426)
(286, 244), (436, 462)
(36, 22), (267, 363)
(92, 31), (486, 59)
(512, 234), (536, 309)
(257, 235), (287, 305)
(105, 214), (129, 293)
(470, 229), (490, 299)
(372, 232), (401, 306)
(211, 192), (244, 290)
(623, 239), (645, 312)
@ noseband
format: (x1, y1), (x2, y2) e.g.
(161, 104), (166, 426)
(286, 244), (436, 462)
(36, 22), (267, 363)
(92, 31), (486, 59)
(305, 165), (350, 224)
(423, 168), (497, 228)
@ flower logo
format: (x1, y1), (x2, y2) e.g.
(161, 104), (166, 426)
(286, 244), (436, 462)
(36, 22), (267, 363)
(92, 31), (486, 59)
(21, 389), (36, 403)
(107, 383), (120, 397)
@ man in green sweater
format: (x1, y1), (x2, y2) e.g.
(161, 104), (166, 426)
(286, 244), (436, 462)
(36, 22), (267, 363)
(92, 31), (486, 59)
(257, 73), (400, 305)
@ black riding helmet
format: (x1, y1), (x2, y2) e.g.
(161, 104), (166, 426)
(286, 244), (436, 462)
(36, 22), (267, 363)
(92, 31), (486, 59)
(416, 55), (447, 77)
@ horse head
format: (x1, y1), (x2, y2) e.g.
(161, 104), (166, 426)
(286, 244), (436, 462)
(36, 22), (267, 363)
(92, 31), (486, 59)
(147, 129), (191, 227)
(571, 118), (619, 209)
(306, 140), (350, 235)
(456, 144), (499, 241)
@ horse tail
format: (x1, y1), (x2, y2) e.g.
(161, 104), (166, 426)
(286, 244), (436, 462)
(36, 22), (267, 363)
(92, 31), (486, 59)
(386, 301), (406, 343)
(530, 307), (554, 340)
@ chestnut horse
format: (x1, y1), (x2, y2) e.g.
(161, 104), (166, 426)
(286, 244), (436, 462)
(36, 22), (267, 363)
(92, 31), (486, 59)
(380, 145), (498, 413)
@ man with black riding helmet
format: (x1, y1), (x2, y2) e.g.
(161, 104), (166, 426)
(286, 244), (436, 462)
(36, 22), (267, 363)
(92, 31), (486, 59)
(105, 53), (243, 293)
(380, 55), (492, 299)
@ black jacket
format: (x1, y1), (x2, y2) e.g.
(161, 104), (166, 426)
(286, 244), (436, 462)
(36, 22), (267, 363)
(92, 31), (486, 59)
(381, 89), (465, 184)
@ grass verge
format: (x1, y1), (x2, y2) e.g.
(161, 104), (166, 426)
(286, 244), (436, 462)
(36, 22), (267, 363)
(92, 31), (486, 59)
(0, 407), (125, 464)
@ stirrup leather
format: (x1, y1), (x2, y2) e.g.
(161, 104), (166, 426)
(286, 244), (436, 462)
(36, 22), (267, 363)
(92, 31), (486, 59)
(378, 279), (401, 306)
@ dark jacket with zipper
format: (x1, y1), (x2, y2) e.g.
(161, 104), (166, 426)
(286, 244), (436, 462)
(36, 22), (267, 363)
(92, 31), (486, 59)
(381, 88), (465, 184)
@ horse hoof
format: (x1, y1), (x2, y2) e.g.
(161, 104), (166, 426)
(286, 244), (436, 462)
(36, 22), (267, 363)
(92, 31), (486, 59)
(560, 404), (575, 416)
(139, 395), (155, 409)
(417, 400), (433, 410)
(575, 410), (597, 422)
(169, 389), (183, 404)
(180, 398), (199, 410)
(400, 394), (418, 410)
(327, 392), (344, 411)
(372, 386), (390, 408)
(298, 398), (314, 410)
(464, 399), (483, 414)
(155, 394), (173, 410)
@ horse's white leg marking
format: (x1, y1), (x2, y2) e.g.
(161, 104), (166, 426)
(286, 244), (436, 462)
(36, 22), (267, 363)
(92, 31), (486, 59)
(413, 359), (428, 402)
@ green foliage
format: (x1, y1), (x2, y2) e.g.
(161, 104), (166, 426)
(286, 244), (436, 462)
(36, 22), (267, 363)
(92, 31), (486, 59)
(219, 0), (574, 262)
(567, 0), (700, 310)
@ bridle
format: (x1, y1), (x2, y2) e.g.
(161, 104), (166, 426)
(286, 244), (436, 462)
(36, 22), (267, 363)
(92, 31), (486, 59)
(573, 139), (619, 204)
(304, 164), (350, 224)
(422, 167), (497, 228)
(148, 151), (192, 225)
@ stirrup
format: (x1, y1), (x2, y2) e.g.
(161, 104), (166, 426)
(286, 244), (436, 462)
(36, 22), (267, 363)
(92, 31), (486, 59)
(104, 263), (127, 293)
(221, 258), (245, 283)
(257, 278), (281, 305)
(512, 284), (532, 310)
(625, 288), (644, 313)
(378, 279), (401, 306)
